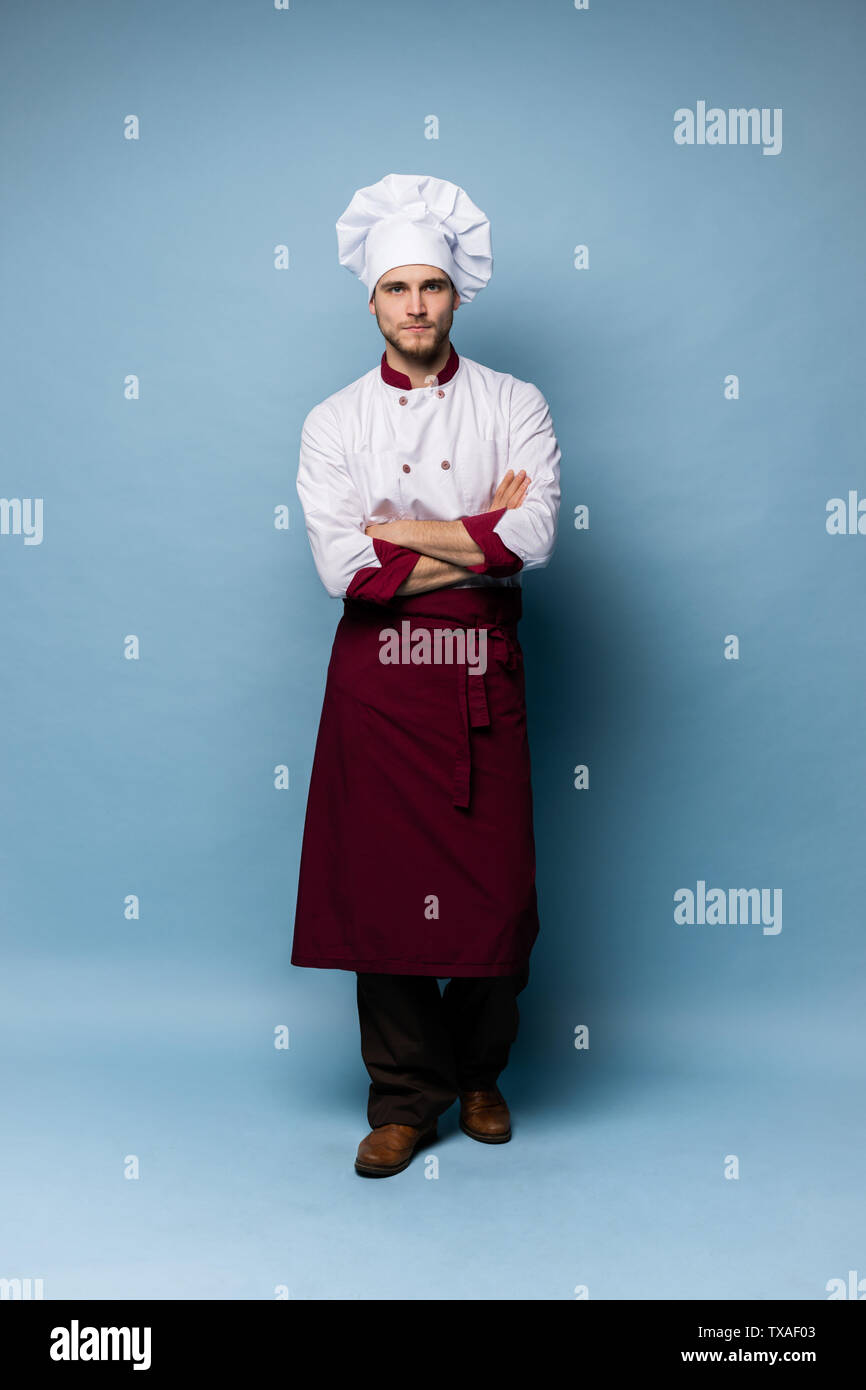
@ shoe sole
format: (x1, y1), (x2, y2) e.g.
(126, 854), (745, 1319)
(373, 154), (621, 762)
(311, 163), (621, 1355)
(459, 1117), (512, 1144)
(354, 1126), (438, 1178)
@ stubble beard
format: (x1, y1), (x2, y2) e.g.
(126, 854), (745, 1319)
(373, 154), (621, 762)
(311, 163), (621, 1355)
(377, 311), (452, 369)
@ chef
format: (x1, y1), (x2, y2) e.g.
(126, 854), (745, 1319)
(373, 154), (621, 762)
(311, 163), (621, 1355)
(291, 173), (561, 1178)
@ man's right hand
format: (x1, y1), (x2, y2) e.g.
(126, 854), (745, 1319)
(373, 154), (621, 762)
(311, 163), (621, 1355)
(488, 469), (530, 511)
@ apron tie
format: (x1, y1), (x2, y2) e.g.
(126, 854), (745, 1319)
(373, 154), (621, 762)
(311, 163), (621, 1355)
(452, 623), (522, 809)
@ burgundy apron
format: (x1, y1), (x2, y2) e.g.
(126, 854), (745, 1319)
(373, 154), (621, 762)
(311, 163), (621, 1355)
(291, 585), (539, 977)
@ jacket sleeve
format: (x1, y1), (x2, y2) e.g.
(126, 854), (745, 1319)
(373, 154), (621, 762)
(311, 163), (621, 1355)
(460, 507), (524, 577)
(459, 379), (561, 575)
(296, 403), (420, 602)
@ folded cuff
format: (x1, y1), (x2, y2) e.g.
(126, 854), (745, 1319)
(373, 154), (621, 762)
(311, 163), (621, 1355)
(460, 508), (524, 576)
(345, 536), (421, 603)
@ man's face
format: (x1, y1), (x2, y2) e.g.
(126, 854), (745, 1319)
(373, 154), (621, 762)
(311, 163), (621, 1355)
(369, 264), (460, 365)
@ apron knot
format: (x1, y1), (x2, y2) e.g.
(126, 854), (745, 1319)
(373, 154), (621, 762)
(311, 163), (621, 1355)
(485, 623), (522, 671)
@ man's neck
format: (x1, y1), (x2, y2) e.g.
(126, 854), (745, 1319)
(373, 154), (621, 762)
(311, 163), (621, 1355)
(383, 339), (453, 389)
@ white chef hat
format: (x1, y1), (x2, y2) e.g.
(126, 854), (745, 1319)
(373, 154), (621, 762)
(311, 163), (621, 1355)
(336, 173), (493, 303)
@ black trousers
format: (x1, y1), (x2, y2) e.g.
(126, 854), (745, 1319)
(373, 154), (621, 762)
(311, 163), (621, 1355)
(356, 965), (530, 1130)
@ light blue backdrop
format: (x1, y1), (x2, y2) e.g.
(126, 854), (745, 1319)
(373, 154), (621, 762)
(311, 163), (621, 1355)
(2, 0), (863, 1301)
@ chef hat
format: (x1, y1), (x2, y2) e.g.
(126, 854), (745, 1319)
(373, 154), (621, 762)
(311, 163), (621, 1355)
(336, 173), (493, 303)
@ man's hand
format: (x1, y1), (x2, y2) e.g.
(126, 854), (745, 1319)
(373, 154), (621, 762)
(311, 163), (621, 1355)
(489, 469), (530, 511)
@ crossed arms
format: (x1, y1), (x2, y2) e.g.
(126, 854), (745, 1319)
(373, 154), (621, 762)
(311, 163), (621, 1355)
(363, 470), (530, 596)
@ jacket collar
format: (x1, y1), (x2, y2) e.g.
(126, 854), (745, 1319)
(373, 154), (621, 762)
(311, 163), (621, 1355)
(380, 343), (459, 389)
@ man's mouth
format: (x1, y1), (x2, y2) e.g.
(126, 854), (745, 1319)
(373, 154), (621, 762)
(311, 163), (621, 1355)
(403, 325), (432, 331)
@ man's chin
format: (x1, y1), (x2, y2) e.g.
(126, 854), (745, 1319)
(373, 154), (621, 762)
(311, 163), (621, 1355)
(397, 331), (443, 356)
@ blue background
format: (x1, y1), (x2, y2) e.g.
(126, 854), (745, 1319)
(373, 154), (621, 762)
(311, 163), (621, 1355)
(2, 0), (864, 1300)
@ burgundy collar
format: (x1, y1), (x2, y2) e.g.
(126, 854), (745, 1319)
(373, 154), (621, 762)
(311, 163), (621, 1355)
(380, 343), (459, 389)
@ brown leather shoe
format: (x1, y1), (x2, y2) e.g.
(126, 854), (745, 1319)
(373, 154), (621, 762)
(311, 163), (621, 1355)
(459, 1087), (511, 1143)
(354, 1122), (438, 1177)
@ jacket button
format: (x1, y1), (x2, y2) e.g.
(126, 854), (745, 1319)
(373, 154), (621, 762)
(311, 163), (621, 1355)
(441, 460), (450, 469)
(398, 395), (408, 405)
(436, 389), (445, 398)
(402, 463), (411, 473)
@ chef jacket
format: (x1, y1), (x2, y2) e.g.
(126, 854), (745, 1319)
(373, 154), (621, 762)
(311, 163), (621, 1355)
(296, 344), (561, 603)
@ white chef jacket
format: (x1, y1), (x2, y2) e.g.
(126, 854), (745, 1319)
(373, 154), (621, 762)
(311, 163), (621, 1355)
(296, 345), (561, 603)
